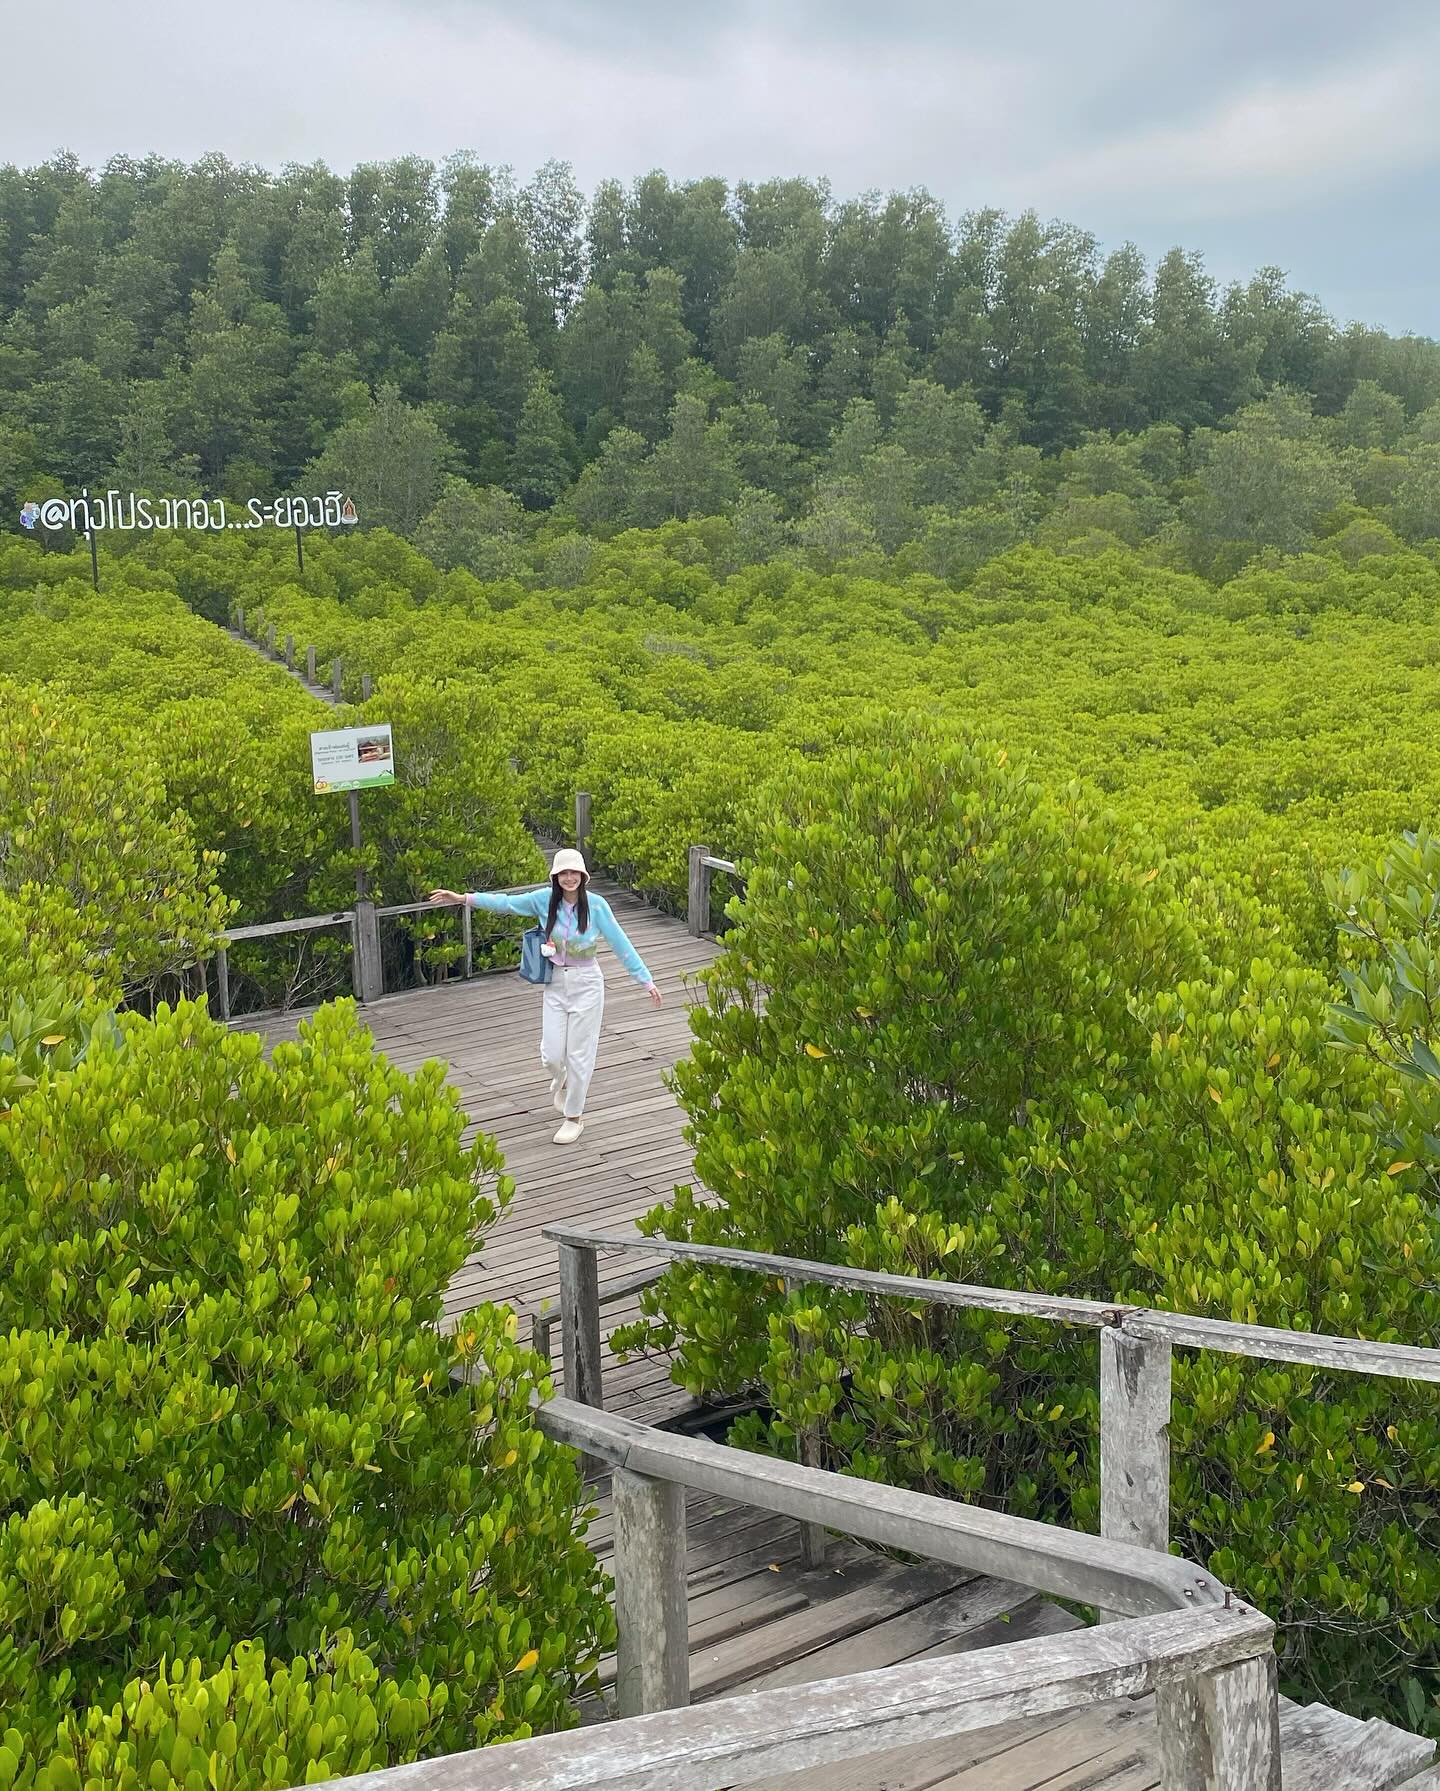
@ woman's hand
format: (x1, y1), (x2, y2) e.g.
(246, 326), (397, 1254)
(429, 888), (465, 905)
(645, 982), (664, 1008)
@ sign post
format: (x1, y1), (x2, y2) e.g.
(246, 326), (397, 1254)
(310, 723), (395, 1002)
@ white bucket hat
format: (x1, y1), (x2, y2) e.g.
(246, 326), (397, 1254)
(550, 848), (590, 881)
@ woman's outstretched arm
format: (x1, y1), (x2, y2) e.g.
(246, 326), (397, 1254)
(427, 887), (547, 916)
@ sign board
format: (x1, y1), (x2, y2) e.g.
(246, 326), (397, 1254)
(310, 723), (395, 794)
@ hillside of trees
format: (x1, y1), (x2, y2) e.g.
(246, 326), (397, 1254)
(4, 153), (1440, 583)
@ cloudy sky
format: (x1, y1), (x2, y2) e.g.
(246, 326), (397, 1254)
(11, 0), (1440, 334)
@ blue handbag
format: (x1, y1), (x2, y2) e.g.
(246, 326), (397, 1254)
(518, 925), (553, 986)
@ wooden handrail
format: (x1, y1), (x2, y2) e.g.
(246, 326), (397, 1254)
(300, 1604), (1277, 1791)
(224, 911), (354, 942)
(543, 1223), (1438, 1609)
(537, 1397), (1220, 1619)
(543, 1224), (1440, 1383)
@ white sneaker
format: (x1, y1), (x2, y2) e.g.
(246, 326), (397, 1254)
(549, 1073), (568, 1113)
(553, 1117), (585, 1145)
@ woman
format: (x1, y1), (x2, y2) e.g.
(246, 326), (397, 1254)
(429, 850), (662, 1145)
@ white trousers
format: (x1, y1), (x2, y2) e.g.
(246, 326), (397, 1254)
(540, 964), (605, 1119)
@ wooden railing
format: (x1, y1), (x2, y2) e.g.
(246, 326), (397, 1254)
(542, 1224), (1440, 1568)
(207, 896), (476, 1021)
(526, 1395), (1282, 1790)
(199, 796), (598, 1023)
(687, 846), (741, 937)
(307, 1596), (1278, 1791)
(200, 813), (724, 1021)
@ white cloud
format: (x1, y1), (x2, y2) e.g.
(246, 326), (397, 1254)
(1020, 46), (1440, 217)
(12, 0), (1036, 189)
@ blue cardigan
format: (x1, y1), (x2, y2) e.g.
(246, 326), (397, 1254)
(469, 887), (653, 985)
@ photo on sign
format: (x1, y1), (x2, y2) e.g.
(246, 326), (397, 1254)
(310, 722), (395, 794)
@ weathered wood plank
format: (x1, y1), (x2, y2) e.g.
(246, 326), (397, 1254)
(1155, 1651), (1280, 1791)
(771, 1705), (1112, 1791)
(738, 1573), (1032, 1694)
(538, 1397), (1222, 1618)
(557, 1244), (603, 1415)
(543, 1225), (1128, 1330)
(1277, 1710), (1435, 1791)
(612, 1467), (689, 1716)
(688, 1560), (971, 1700)
(301, 1606), (1273, 1791)
(1125, 1312), (1440, 1384)
(1100, 1327), (1172, 1575)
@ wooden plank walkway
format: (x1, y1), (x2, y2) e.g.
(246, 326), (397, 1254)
(243, 865), (718, 1425)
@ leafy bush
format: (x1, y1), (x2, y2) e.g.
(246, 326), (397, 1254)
(0, 995), (613, 1778)
(615, 731), (1439, 1730)
(1, 1634), (448, 1791)
(0, 685), (228, 1000)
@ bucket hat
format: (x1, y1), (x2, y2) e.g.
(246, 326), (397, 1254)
(550, 848), (590, 881)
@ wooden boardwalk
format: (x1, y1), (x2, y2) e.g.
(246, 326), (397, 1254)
(244, 866), (718, 1425)
(240, 895), (1248, 1791)
(238, 855), (1431, 1791)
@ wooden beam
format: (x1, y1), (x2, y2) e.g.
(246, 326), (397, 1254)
(612, 1466), (689, 1716)
(558, 1243), (603, 1412)
(300, 1605), (1274, 1791)
(351, 899), (383, 1003)
(542, 1225), (1128, 1329)
(1157, 1649), (1281, 1791)
(1125, 1312), (1440, 1384)
(688, 845), (709, 937)
(225, 911), (353, 941)
(536, 1398), (1220, 1618)
(1100, 1326), (1171, 1568)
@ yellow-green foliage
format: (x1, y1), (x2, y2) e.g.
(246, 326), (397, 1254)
(101, 523), (1440, 967)
(7, 517), (1440, 1737)
(0, 1635), (448, 1791)
(0, 687), (228, 999)
(0, 553), (543, 1011)
(615, 733), (1439, 1732)
(0, 994), (613, 1780)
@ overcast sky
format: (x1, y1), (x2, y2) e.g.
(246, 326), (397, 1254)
(10, 0), (1440, 335)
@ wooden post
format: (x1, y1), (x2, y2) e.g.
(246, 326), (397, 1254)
(1156, 1652), (1281, 1791)
(1100, 1325), (1172, 1560)
(266, 621), (277, 655)
(332, 656), (343, 699)
(557, 1240), (603, 1412)
(612, 1466), (690, 1718)
(352, 899), (383, 1003)
(216, 946), (231, 1023)
(235, 603), (244, 636)
(306, 644), (316, 684)
(284, 632), (295, 670)
(361, 670), (372, 701)
(460, 898), (473, 978)
(575, 790), (592, 861)
(688, 844), (709, 937)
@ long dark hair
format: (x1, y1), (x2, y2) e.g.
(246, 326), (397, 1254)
(545, 877), (589, 939)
